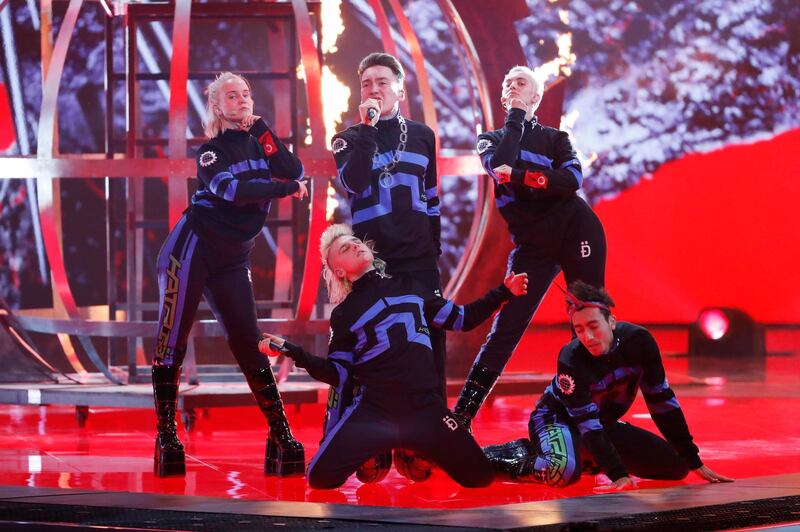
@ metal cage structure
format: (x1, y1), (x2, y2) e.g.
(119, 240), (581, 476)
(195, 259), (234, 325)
(0, 0), (560, 385)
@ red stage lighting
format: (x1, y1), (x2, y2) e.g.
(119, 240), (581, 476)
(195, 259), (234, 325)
(698, 309), (730, 340)
(688, 308), (765, 381)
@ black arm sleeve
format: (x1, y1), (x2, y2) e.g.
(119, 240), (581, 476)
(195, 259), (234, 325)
(332, 126), (378, 194)
(582, 430), (629, 481)
(488, 107), (525, 168)
(196, 142), (299, 204)
(461, 284), (512, 331)
(425, 284), (512, 332)
(424, 128), (441, 255)
(248, 118), (304, 180)
(282, 341), (339, 386)
(638, 331), (703, 469)
(507, 130), (582, 196)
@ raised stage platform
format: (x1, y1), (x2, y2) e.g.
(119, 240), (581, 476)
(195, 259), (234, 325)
(0, 369), (551, 431)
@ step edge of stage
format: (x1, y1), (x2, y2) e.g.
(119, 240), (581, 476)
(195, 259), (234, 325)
(1, 472), (799, 529)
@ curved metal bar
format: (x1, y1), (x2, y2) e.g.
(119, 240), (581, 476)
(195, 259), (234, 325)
(438, 0), (496, 297)
(0, 295), (67, 383)
(36, 0), (81, 158)
(167, 0), (192, 230)
(36, 0), (88, 378)
(366, 0), (410, 117)
(438, 0), (495, 129)
(15, 315), (329, 337)
(366, 0), (398, 58)
(38, 0), (86, 378)
(290, 0), (326, 321)
(386, 0), (438, 136)
(35, 0), (121, 384)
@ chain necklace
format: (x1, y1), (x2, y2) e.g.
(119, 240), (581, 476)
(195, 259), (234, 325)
(376, 114), (407, 188)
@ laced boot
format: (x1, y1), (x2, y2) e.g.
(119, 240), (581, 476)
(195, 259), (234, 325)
(356, 451), (393, 484)
(452, 363), (501, 431)
(152, 364), (185, 477)
(248, 367), (305, 476)
(483, 438), (545, 483)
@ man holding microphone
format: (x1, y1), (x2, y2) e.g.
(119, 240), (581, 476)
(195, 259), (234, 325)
(330, 52), (442, 482)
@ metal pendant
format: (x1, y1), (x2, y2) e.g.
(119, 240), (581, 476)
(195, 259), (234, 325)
(379, 171), (394, 188)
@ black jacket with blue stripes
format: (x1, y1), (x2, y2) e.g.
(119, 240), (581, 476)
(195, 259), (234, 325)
(535, 321), (703, 480)
(190, 119), (303, 241)
(282, 269), (512, 428)
(477, 107), (585, 243)
(331, 114), (440, 273)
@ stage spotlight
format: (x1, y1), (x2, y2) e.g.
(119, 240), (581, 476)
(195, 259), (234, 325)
(688, 308), (765, 380)
(698, 309), (729, 340)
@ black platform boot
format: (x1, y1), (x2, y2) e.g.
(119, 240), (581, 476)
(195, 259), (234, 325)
(393, 449), (433, 482)
(483, 438), (545, 483)
(452, 363), (501, 431)
(248, 367), (305, 476)
(152, 364), (185, 477)
(356, 451), (393, 484)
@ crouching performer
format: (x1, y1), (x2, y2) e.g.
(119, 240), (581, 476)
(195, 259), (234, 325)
(484, 282), (732, 490)
(260, 224), (528, 489)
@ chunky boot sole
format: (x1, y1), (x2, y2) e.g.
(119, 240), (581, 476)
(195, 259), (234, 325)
(154, 442), (185, 477)
(394, 449), (433, 482)
(264, 439), (305, 477)
(356, 451), (392, 484)
(451, 411), (473, 433)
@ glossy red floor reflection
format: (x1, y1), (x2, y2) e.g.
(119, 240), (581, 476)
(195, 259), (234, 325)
(1, 350), (799, 509)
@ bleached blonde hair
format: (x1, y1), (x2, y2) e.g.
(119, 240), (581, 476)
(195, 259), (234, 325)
(320, 224), (387, 305)
(203, 72), (251, 138)
(320, 224), (355, 306)
(504, 65), (544, 113)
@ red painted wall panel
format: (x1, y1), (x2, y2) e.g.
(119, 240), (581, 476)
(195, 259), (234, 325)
(0, 82), (15, 152)
(534, 128), (800, 324)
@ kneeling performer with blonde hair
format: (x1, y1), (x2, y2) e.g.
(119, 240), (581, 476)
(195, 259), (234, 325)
(260, 224), (529, 489)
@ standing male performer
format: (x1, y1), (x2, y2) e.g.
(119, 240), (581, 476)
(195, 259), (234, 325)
(453, 65), (607, 430)
(330, 53), (442, 479)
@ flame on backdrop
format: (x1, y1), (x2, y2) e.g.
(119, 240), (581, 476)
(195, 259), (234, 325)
(321, 0), (345, 54)
(533, 18), (597, 173)
(533, 30), (576, 82)
(325, 181), (339, 221)
(320, 0), (349, 220)
(297, 0), (350, 149)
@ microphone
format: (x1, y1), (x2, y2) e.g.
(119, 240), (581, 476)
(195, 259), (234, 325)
(269, 340), (290, 354)
(366, 107), (378, 122)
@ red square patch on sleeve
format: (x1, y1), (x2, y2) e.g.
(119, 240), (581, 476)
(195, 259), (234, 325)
(259, 131), (278, 155)
(524, 170), (548, 189)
